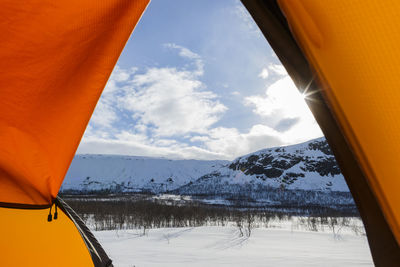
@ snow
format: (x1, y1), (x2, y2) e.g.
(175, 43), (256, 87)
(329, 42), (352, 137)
(62, 137), (350, 194)
(152, 194), (192, 202)
(62, 155), (228, 191)
(236, 137), (327, 160)
(94, 225), (373, 267)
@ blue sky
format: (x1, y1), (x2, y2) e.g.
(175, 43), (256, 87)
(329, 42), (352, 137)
(77, 0), (323, 160)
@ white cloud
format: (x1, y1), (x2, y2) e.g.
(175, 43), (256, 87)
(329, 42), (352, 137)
(245, 76), (305, 118)
(89, 101), (118, 128)
(78, 132), (226, 160)
(245, 75), (323, 143)
(134, 123), (147, 133)
(89, 44), (226, 138)
(258, 68), (269, 79)
(190, 136), (211, 142)
(164, 43), (204, 76)
(90, 66), (137, 128)
(79, 44), (231, 159)
(80, 44), (322, 161)
(82, 62), (293, 160)
(268, 63), (287, 76)
(120, 67), (227, 136)
(164, 43), (200, 60)
(79, 124), (287, 160)
(200, 125), (284, 158)
(231, 91), (240, 96)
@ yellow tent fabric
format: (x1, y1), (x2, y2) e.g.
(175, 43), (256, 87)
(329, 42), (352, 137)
(0, 207), (94, 267)
(0, 0), (149, 207)
(278, 0), (400, 245)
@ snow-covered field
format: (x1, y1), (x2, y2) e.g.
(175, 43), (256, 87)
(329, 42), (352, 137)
(94, 224), (373, 267)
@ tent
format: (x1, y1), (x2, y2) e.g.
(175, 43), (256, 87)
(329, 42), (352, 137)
(0, 1), (149, 266)
(0, 0), (399, 266)
(240, 1), (400, 266)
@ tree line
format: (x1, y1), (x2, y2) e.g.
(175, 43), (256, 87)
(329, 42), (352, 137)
(64, 197), (363, 237)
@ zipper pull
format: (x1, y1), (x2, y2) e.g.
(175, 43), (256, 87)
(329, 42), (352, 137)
(54, 202), (58, 220)
(47, 205), (53, 222)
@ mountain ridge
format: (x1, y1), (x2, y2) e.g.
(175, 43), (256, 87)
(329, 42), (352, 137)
(61, 137), (349, 194)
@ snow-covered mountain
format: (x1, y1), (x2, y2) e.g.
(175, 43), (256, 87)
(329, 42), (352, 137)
(176, 137), (348, 196)
(61, 155), (228, 193)
(61, 137), (349, 194)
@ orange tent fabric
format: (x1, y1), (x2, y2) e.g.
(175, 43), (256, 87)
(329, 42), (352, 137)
(0, 207), (95, 267)
(279, 0), (400, 245)
(0, 0), (149, 206)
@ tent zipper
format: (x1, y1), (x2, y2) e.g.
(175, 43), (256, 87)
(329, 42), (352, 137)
(47, 205), (52, 222)
(47, 202), (58, 222)
(54, 202), (58, 220)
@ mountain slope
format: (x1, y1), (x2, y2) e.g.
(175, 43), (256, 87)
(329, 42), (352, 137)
(176, 137), (348, 196)
(61, 155), (228, 193)
(61, 137), (349, 194)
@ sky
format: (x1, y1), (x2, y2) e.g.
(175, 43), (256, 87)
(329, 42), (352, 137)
(76, 0), (323, 160)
